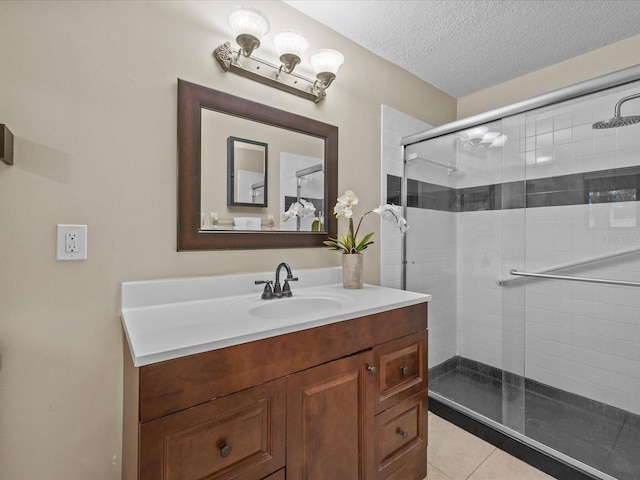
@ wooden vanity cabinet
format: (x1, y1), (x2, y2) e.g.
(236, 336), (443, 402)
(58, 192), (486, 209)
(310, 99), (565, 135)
(123, 303), (428, 480)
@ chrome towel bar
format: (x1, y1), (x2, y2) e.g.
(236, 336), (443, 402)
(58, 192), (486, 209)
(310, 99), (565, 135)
(497, 245), (640, 286)
(505, 270), (640, 288)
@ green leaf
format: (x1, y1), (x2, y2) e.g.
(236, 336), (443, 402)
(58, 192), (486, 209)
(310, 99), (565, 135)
(355, 232), (375, 252)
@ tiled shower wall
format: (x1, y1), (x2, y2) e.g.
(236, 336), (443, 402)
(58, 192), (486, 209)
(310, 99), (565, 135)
(381, 79), (640, 415)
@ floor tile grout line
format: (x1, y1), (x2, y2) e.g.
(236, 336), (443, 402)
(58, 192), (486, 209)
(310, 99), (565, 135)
(464, 446), (497, 479)
(602, 413), (628, 472)
(427, 460), (455, 480)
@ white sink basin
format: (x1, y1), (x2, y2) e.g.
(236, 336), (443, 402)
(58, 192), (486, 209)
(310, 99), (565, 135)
(248, 296), (343, 319)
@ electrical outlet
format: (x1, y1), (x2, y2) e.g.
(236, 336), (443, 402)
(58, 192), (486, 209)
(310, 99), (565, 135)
(57, 225), (87, 260)
(65, 232), (79, 253)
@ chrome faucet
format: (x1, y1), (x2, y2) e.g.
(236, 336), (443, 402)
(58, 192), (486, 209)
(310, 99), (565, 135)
(255, 263), (298, 299)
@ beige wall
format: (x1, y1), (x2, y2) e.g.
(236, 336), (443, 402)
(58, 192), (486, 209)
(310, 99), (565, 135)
(0, 1), (454, 479)
(457, 34), (640, 118)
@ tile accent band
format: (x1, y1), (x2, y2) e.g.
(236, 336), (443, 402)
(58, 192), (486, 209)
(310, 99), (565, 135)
(388, 165), (640, 212)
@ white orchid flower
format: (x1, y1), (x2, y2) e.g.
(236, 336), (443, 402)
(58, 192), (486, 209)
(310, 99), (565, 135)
(397, 216), (409, 235)
(334, 202), (353, 218)
(282, 202), (301, 222)
(334, 190), (358, 218)
(337, 190), (358, 207)
(299, 199), (316, 216)
(373, 204), (409, 236)
(283, 200), (316, 222)
(373, 204), (401, 222)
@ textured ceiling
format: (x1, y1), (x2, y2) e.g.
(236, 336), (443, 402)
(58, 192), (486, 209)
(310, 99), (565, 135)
(283, 0), (640, 98)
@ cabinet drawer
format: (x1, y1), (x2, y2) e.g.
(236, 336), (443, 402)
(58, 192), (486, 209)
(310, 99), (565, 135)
(375, 390), (428, 480)
(374, 330), (427, 414)
(139, 379), (285, 480)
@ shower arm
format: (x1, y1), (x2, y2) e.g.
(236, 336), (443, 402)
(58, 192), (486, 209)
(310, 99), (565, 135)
(612, 92), (640, 117)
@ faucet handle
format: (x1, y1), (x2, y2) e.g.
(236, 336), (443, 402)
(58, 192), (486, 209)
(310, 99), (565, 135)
(255, 280), (274, 299)
(282, 277), (298, 297)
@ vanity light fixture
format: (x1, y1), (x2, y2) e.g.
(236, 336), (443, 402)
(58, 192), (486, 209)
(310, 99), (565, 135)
(213, 7), (344, 103)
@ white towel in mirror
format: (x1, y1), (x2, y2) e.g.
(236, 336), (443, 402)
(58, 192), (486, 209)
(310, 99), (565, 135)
(233, 217), (261, 230)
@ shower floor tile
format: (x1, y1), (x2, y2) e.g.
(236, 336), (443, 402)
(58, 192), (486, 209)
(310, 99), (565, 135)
(429, 367), (503, 422)
(604, 418), (640, 480)
(430, 357), (640, 480)
(524, 393), (622, 472)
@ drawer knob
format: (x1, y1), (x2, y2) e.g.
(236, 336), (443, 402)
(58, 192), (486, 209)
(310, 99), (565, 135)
(219, 443), (233, 458)
(367, 365), (377, 375)
(398, 429), (409, 440)
(400, 366), (409, 376)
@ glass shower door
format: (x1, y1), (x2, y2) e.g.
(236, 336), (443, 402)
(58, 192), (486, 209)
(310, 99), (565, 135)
(403, 117), (529, 438)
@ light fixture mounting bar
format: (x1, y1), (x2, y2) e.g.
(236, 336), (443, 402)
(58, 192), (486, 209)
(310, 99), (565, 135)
(213, 42), (325, 103)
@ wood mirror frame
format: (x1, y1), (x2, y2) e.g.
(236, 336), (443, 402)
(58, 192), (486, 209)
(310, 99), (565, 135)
(177, 79), (338, 250)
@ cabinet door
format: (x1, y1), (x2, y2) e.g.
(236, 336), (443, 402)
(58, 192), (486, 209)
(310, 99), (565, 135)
(374, 331), (428, 414)
(139, 379), (285, 480)
(286, 350), (375, 480)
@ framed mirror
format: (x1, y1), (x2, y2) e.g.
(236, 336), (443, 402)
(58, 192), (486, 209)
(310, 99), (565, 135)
(177, 79), (338, 250)
(227, 136), (268, 208)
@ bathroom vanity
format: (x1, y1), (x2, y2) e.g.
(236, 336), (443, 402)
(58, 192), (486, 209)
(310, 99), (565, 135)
(121, 268), (430, 479)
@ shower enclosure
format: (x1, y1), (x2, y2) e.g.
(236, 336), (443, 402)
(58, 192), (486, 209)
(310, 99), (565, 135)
(382, 65), (640, 480)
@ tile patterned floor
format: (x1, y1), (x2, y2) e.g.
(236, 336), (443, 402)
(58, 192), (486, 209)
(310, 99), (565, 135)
(425, 413), (554, 480)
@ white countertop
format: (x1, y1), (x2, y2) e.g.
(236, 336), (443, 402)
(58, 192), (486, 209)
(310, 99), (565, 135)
(121, 267), (431, 367)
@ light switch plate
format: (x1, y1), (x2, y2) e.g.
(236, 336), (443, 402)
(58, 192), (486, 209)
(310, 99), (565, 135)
(57, 224), (87, 260)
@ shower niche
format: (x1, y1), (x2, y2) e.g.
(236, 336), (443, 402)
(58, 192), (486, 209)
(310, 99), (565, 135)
(383, 69), (640, 480)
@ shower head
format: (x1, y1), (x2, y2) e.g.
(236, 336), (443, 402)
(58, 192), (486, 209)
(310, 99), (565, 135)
(593, 115), (640, 129)
(592, 92), (640, 129)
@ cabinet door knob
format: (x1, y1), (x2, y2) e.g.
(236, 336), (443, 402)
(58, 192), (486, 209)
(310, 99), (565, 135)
(219, 443), (233, 458)
(367, 365), (377, 375)
(400, 366), (409, 376)
(398, 429), (408, 440)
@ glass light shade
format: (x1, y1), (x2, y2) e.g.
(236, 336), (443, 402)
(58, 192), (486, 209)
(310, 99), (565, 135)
(310, 49), (345, 75)
(490, 134), (508, 148)
(480, 131), (500, 143)
(228, 6), (270, 39)
(465, 126), (489, 141)
(273, 31), (308, 57)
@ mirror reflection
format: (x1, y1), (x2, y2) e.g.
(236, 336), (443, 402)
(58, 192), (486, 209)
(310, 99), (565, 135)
(227, 136), (268, 208)
(201, 108), (325, 232)
(281, 157), (325, 231)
